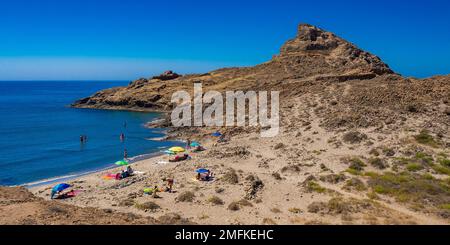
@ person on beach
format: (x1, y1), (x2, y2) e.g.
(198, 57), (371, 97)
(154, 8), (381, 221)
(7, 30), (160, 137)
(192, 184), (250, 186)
(126, 166), (133, 176)
(186, 139), (191, 149)
(169, 153), (190, 162)
(217, 135), (227, 143)
(120, 169), (127, 179)
(152, 185), (159, 198)
(192, 145), (206, 152)
(166, 178), (174, 193)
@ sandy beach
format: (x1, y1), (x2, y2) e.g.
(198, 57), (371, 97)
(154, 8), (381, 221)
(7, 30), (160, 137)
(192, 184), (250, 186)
(29, 114), (450, 225)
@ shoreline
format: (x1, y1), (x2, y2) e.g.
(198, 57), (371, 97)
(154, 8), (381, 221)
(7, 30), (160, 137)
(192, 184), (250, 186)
(23, 150), (169, 189)
(21, 115), (182, 189)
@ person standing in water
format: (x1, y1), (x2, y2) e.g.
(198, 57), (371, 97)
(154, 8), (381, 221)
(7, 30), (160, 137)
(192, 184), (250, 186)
(124, 148), (128, 159)
(186, 139), (191, 150)
(120, 133), (125, 142)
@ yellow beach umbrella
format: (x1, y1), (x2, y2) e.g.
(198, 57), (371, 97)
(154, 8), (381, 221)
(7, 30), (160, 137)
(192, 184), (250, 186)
(168, 146), (185, 153)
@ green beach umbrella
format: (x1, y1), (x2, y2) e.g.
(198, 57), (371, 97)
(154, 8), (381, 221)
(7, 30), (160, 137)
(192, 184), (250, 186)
(115, 160), (129, 166)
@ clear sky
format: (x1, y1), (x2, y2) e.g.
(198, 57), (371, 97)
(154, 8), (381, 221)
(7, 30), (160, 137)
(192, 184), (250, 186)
(1, 0), (449, 80)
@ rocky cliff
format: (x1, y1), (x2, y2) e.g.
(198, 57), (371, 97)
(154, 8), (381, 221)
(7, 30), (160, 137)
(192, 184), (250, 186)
(72, 23), (449, 131)
(72, 24), (393, 109)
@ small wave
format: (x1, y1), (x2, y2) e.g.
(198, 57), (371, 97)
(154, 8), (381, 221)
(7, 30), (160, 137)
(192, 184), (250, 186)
(22, 151), (165, 188)
(145, 136), (167, 141)
(127, 151), (164, 163)
(22, 174), (80, 187)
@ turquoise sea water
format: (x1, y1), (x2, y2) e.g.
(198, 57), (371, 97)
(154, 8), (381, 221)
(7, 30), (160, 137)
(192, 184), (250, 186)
(0, 81), (179, 186)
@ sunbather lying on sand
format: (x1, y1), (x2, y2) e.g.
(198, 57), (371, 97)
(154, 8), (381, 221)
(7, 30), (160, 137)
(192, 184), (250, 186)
(169, 154), (190, 162)
(196, 171), (214, 181)
(192, 145), (206, 152)
(55, 190), (79, 199)
(114, 166), (134, 180)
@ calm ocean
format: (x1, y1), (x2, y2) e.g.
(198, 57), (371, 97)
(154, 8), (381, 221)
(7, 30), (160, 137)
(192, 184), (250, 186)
(0, 81), (179, 186)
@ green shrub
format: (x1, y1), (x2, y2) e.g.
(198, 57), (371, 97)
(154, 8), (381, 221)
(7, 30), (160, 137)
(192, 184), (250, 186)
(414, 130), (439, 147)
(364, 172), (379, 178)
(373, 185), (388, 194)
(432, 165), (450, 175)
(237, 199), (253, 207)
(344, 178), (367, 191)
(415, 152), (434, 165)
(342, 131), (367, 144)
(346, 168), (361, 176)
(288, 208), (302, 214)
(228, 202), (240, 211)
(222, 168), (239, 184)
(208, 196), (224, 205)
(369, 149), (380, 156)
(177, 191), (195, 202)
(406, 163), (424, 172)
(306, 181), (327, 193)
(369, 158), (387, 169)
(368, 172), (450, 208)
(135, 201), (160, 211)
(349, 158), (366, 171)
(440, 204), (450, 210)
(439, 158), (450, 167)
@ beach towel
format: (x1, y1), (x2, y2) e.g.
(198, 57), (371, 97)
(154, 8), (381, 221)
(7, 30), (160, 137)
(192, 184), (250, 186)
(66, 190), (81, 197)
(55, 190), (81, 199)
(144, 187), (164, 194)
(102, 173), (119, 180)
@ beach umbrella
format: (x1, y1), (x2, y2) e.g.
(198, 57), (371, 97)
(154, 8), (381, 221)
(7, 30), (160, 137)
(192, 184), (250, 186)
(168, 146), (185, 153)
(190, 141), (201, 147)
(51, 183), (71, 199)
(196, 168), (210, 174)
(115, 160), (129, 166)
(211, 132), (222, 137)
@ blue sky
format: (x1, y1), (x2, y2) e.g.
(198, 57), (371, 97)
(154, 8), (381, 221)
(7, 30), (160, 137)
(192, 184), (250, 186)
(0, 0), (449, 80)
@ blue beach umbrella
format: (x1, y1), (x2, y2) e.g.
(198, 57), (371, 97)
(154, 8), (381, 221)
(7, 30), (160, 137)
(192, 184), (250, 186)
(196, 168), (209, 174)
(51, 183), (71, 199)
(211, 132), (222, 137)
(190, 141), (201, 147)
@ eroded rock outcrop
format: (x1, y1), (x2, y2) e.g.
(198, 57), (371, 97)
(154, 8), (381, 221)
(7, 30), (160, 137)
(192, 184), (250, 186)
(72, 23), (449, 131)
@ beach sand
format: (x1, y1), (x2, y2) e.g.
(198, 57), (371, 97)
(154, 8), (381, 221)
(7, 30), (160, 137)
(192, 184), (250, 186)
(30, 108), (450, 225)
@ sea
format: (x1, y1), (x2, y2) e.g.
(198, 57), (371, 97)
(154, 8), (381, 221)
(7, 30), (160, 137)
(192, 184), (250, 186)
(0, 81), (181, 186)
